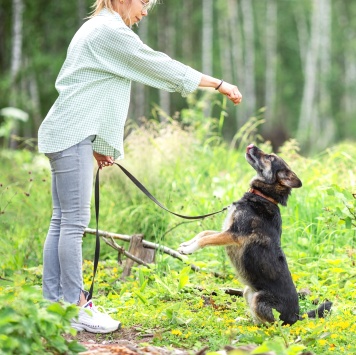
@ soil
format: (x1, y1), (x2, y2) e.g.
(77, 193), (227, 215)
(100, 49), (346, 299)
(64, 327), (285, 355)
(65, 326), (190, 355)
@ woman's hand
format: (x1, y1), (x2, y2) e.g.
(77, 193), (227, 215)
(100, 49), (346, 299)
(217, 81), (242, 105)
(199, 75), (242, 105)
(93, 151), (114, 169)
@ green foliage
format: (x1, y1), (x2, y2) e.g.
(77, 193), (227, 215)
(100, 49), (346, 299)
(325, 185), (356, 230)
(0, 285), (86, 355)
(1, 117), (356, 353)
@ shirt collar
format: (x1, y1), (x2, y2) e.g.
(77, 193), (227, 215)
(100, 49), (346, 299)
(98, 7), (125, 25)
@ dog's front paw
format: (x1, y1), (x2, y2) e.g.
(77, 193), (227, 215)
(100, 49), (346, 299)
(179, 240), (193, 248)
(178, 241), (200, 255)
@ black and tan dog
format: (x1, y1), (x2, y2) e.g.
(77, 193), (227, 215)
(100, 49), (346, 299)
(178, 144), (332, 325)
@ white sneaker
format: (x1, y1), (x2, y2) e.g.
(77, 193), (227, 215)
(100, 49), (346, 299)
(71, 300), (121, 333)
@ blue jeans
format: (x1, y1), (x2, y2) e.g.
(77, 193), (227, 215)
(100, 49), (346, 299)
(43, 136), (95, 304)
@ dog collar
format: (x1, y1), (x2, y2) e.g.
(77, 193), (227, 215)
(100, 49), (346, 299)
(249, 188), (278, 205)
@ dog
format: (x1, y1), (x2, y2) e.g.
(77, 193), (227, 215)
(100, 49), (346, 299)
(178, 144), (332, 325)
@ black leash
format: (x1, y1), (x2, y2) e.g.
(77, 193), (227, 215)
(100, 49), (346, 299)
(87, 163), (228, 299)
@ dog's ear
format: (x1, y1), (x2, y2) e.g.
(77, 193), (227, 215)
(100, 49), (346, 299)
(277, 170), (302, 188)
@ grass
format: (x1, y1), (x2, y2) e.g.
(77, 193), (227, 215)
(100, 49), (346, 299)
(0, 110), (355, 354)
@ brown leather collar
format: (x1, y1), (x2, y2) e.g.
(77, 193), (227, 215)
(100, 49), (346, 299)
(249, 188), (278, 205)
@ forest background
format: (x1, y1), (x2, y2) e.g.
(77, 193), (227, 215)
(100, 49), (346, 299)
(1, 1), (356, 355)
(1, 0), (356, 152)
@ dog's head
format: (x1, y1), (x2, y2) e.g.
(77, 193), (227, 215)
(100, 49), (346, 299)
(245, 144), (302, 205)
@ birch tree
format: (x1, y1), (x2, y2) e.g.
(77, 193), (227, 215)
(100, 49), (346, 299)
(228, 0), (245, 128)
(240, 0), (256, 123)
(217, 2), (233, 87)
(264, 0), (278, 128)
(9, 0), (24, 148)
(337, 1), (356, 138)
(297, 0), (319, 146)
(157, 5), (175, 121)
(297, 0), (334, 150)
(182, 1), (194, 65)
(202, 0), (213, 116)
(316, 0), (334, 149)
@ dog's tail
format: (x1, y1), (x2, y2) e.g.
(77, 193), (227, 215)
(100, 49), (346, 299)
(299, 301), (333, 321)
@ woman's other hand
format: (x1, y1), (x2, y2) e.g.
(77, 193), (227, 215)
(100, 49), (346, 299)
(199, 75), (242, 105)
(93, 151), (114, 169)
(217, 81), (242, 105)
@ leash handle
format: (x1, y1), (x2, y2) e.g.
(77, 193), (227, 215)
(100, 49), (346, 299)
(114, 163), (228, 220)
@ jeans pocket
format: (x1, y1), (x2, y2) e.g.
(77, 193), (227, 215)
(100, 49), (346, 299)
(45, 151), (64, 161)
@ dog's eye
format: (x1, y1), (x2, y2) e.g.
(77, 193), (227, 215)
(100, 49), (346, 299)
(266, 155), (274, 161)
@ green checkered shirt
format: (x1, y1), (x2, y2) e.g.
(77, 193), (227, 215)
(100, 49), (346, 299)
(38, 8), (202, 160)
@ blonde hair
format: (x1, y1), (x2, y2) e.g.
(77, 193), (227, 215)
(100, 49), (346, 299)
(89, 0), (159, 18)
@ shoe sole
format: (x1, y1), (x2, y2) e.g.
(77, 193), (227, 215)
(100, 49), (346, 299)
(72, 322), (121, 334)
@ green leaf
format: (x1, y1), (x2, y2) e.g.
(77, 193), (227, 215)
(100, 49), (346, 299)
(47, 302), (66, 316)
(178, 266), (190, 291)
(140, 279), (148, 292)
(68, 340), (87, 352)
(134, 291), (148, 304)
(345, 216), (352, 229)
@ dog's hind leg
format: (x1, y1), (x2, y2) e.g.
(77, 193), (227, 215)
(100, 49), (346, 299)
(178, 231), (235, 255)
(244, 287), (275, 324)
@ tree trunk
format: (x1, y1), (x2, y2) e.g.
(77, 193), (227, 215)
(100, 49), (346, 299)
(28, 71), (42, 134)
(294, 6), (309, 78)
(121, 234), (155, 279)
(341, 6), (356, 132)
(297, 0), (334, 150)
(217, 3), (233, 87)
(228, 0), (245, 129)
(297, 0), (320, 147)
(240, 0), (256, 123)
(182, 1), (193, 65)
(9, 0), (24, 148)
(264, 0), (278, 128)
(157, 6), (173, 121)
(316, 0), (334, 149)
(202, 0), (214, 117)
(202, 0), (213, 76)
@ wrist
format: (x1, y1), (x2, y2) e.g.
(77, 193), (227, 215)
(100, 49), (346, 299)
(215, 79), (224, 90)
(199, 75), (223, 89)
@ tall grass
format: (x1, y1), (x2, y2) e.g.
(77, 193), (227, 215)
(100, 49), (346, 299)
(1, 102), (356, 353)
(0, 109), (355, 273)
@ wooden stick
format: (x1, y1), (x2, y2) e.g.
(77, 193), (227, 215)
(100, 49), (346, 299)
(84, 228), (224, 278)
(102, 236), (151, 268)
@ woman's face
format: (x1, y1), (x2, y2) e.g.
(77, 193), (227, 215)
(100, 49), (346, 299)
(115, 0), (150, 26)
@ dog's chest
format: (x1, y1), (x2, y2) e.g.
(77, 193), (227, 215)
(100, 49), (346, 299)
(223, 201), (282, 237)
(222, 204), (236, 231)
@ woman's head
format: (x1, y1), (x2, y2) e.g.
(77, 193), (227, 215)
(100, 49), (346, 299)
(90, 0), (158, 26)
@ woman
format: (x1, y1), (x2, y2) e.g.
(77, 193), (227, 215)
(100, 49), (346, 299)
(38, 0), (242, 334)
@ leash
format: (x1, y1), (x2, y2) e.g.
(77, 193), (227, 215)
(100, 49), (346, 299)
(87, 163), (228, 300)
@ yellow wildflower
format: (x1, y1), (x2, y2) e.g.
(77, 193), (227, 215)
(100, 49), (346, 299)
(184, 331), (192, 338)
(171, 329), (182, 336)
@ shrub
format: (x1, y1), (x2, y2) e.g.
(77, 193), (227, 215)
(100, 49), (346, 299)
(0, 285), (86, 355)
